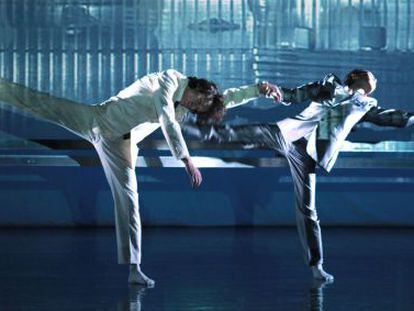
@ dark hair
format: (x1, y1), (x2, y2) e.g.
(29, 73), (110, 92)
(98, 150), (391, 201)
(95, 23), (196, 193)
(187, 76), (225, 125)
(344, 69), (372, 94)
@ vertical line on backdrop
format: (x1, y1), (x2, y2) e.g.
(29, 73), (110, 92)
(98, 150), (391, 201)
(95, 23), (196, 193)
(407, 0), (411, 50)
(395, 0), (399, 50)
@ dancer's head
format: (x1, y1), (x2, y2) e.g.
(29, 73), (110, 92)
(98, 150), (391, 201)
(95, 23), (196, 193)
(344, 69), (377, 95)
(181, 77), (225, 125)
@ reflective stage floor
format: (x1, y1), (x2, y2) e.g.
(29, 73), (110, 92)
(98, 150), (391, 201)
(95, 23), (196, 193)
(0, 227), (413, 310)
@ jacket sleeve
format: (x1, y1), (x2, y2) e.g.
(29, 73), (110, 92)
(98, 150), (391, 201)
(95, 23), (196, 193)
(223, 84), (261, 109)
(281, 74), (340, 104)
(360, 106), (414, 128)
(154, 69), (190, 159)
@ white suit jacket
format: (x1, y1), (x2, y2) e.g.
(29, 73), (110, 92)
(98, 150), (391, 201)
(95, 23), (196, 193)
(277, 74), (378, 172)
(96, 69), (260, 159)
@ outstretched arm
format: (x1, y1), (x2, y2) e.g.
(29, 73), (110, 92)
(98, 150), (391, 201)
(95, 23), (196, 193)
(360, 106), (414, 128)
(223, 82), (282, 109)
(220, 73), (340, 109)
(280, 74), (340, 104)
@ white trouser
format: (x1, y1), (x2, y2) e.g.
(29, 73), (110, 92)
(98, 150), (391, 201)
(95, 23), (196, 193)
(0, 79), (142, 264)
(94, 136), (141, 264)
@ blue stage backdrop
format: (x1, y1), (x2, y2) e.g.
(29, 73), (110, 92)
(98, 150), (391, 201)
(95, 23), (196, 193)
(1, 0), (414, 226)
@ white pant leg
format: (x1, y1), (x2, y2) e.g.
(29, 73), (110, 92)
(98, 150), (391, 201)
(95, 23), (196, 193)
(94, 135), (141, 264)
(285, 142), (323, 267)
(0, 78), (96, 141)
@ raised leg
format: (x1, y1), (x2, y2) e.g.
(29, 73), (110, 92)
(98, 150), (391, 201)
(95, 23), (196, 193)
(0, 78), (96, 141)
(184, 122), (285, 150)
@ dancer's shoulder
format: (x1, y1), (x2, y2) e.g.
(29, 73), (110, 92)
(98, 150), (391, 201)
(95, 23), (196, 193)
(162, 69), (186, 80)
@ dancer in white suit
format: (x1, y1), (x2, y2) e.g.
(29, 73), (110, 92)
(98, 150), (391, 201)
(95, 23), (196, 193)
(0, 69), (276, 286)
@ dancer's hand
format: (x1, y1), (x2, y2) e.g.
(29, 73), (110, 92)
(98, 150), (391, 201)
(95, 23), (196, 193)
(182, 156), (202, 188)
(258, 81), (283, 102)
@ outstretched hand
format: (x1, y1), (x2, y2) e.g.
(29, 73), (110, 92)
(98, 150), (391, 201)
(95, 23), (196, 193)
(259, 81), (283, 103)
(182, 156), (202, 188)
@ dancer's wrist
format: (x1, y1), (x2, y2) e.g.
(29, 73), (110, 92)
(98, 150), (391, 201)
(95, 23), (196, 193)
(257, 81), (270, 96)
(181, 156), (190, 163)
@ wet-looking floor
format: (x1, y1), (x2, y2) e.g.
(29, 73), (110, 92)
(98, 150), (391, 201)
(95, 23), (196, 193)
(0, 227), (413, 310)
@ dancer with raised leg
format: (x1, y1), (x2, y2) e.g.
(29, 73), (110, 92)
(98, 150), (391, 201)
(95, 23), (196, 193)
(0, 69), (277, 286)
(191, 69), (414, 282)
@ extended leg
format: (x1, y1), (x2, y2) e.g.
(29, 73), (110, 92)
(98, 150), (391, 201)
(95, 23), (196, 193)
(94, 135), (154, 286)
(184, 122), (285, 149)
(0, 78), (96, 141)
(286, 144), (333, 282)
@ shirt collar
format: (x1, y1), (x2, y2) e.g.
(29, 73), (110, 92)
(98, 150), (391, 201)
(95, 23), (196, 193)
(174, 77), (189, 103)
(344, 85), (366, 96)
(343, 85), (353, 95)
(355, 89), (366, 96)
(173, 78), (191, 117)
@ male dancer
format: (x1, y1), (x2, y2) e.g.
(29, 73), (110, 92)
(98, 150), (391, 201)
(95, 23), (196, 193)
(196, 69), (414, 282)
(0, 69), (277, 286)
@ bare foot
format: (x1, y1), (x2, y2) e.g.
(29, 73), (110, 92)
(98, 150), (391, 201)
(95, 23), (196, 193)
(311, 265), (334, 283)
(128, 265), (155, 287)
